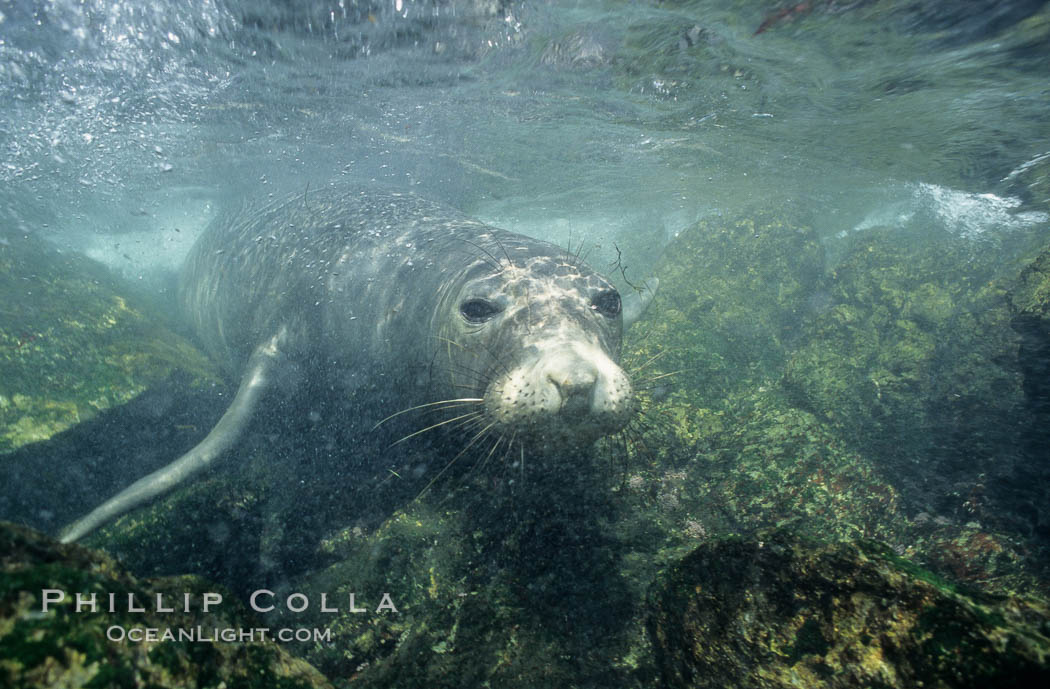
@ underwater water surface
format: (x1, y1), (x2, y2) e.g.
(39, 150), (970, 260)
(2, 1), (1050, 687)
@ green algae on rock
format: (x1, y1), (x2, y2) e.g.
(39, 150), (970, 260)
(647, 529), (1050, 689)
(286, 460), (648, 689)
(0, 232), (219, 454)
(1009, 244), (1050, 323)
(783, 229), (1020, 451)
(781, 227), (1033, 533)
(1007, 244), (1050, 539)
(626, 208), (824, 411)
(0, 521), (332, 689)
(621, 210), (1043, 595)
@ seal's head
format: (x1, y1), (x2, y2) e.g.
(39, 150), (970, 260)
(434, 233), (635, 450)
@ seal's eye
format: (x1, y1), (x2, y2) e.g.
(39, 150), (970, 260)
(460, 299), (501, 323)
(591, 290), (621, 318)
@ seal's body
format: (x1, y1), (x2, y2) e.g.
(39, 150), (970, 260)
(60, 186), (655, 542)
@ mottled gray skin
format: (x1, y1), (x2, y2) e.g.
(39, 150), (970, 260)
(60, 186), (649, 542)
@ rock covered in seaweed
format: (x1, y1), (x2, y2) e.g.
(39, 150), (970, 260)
(1007, 244), (1050, 538)
(647, 529), (1050, 689)
(0, 231), (219, 454)
(0, 521), (332, 689)
(623, 209), (1043, 593)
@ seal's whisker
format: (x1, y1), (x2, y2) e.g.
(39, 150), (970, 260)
(504, 431), (519, 462)
(472, 431), (510, 476)
(631, 368), (688, 392)
(433, 339), (512, 382)
(604, 428), (631, 481)
(436, 360), (494, 383)
(459, 422), (499, 457)
(455, 415), (489, 433)
(449, 382), (487, 392)
(564, 235), (585, 268)
(577, 242), (593, 267)
(448, 421), (498, 465)
(391, 411), (483, 446)
(470, 342), (513, 378)
(627, 349), (670, 375)
(492, 236), (514, 267)
(487, 430), (518, 475)
(453, 242), (490, 264)
(460, 238), (504, 272)
(466, 346), (514, 380)
(423, 400), (486, 414)
(456, 242), (502, 272)
(629, 405), (678, 450)
(432, 337), (510, 380)
(372, 398), (484, 430)
(638, 369), (686, 383)
(439, 374), (483, 393)
(434, 335), (470, 351)
(414, 421), (499, 500)
(431, 337), (497, 391)
(525, 285), (532, 335)
(620, 424), (656, 465)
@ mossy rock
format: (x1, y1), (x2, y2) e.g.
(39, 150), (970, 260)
(0, 521), (332, 689)
(81, 396), (482, 594)
(0, 232), (220, 454)
(292, 501), (470, 685)
(647, 529), (1050, 689)
(1006, 244), (1050, 535)
(629, 208), (824, 408)
(1009, 245), (1050, 323)
(782, 229), (1028, 525)
(284, 455), (647, 688)
(76, 417), (648, 687)
(620, 211), (1041, 591)
(617, 383), (1041, 597)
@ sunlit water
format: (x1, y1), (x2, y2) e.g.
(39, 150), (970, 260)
(3, 0), (1047, 289)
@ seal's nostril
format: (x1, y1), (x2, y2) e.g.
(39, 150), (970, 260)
(549, 371), (589, 391)
(547, 368), (597, 413)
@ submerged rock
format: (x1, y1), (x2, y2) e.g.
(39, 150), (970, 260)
(780, 227), (1034, 537)
(628, 208), (824, 411)
(1010, 245), (1050, 323)
(647, 529), (1050, 689)
(0, 521), (332, 689)
(1007, 245), (1050, 538)
(0, 231), (224, 536)
(286, 459), (644, 689)
(623, 209), (1042, 594)
(0, 232), (219, 454)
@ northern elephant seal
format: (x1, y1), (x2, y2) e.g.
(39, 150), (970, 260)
(59, 186), (656, 543)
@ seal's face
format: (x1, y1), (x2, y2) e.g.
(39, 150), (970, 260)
(437, 247), (635, 450)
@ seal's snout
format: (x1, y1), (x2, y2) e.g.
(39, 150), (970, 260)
(486, 339), (635, 445)
(546, 364), (598, 414)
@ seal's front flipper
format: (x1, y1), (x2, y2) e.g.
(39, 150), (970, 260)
(622, 277), (659, 329)
(59, 327), (288, 544)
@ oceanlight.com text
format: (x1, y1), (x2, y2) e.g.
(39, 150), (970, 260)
(105, 625), (332, 644)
